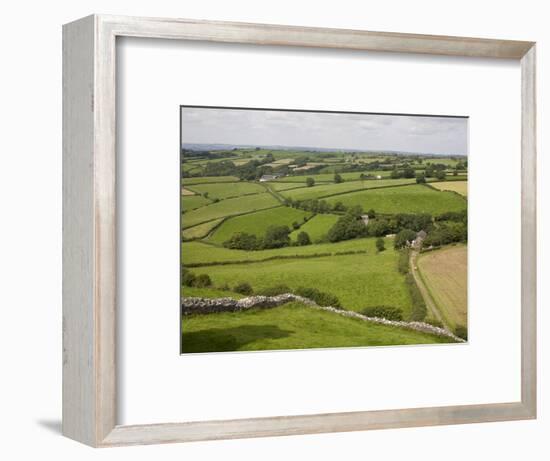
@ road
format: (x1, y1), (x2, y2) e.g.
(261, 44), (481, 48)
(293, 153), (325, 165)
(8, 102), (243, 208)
(409, 250), (449, 329)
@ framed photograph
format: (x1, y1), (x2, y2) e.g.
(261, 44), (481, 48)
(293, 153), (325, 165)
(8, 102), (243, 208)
(63, 15), (536, 447)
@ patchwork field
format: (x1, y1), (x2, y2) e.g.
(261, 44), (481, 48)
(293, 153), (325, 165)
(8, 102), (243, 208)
(182, 218), (224, 241)
(189, 249), (413, 316)
(181, 303), (453, 353)
(208, 206), (313, 244)
(325, 184), (467, 215)
(189, 182), (266, 200)
(430, 180), (468, 197)
(417, 245), (468, 329)
(289, 213), (340, 243)
(280, 178), (417, 201)
(182, 192), (280, 228)
(183, 176), (240, 185)
(181, 195), (211, 212)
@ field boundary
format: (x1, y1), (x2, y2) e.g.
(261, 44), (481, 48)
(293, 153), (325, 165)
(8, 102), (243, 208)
(181, 294), (464, 342)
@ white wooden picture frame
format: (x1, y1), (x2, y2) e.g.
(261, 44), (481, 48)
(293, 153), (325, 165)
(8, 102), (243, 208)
(62, 14), (537, 447)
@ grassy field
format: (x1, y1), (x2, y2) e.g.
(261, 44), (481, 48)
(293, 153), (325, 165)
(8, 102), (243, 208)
(182, 236), (378, 265)
(289, 213), (340, 243)
(181, 195), (211, 212)
(182, 192), (280, 228)
(325, 184), (467, 215)
(181, 302), (453, 353)
(265, 182), (307, 191)
(274, 171), (393, 183)
(280, 178), (417, 201)
(430, 180), (468, 197)
(417, 245), (468, 329)
(182, 218), (224, 240)
(189, 182), (265, 200)
(194, 250), (413, 316)
(183, 176), (240, 185)
(208, 206), (312, 244)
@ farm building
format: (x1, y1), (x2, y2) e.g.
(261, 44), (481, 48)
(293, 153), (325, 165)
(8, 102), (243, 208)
(259, 174), (283, 182)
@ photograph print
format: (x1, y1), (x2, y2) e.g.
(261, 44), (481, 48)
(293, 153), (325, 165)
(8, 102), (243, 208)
(180, 106), (468, 354)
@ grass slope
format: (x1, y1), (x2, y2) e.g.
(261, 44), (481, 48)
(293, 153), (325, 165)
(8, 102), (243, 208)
(325, 184), (466, 215)
(182, 218), (224, 240)
(195, 250), (413, 315)
(181, 303), (453, 353)
(189, 182), (265, 200)
(280, 178), (416, 201)
(417, 245), (468, 329)
(290, 213), (340, 243)
(208, 206), (312, 244)
(181, 195), (211, 212)
(182, 236), (377, 265)
(182, 192), (279, 228)
(430, 180), (468, 197)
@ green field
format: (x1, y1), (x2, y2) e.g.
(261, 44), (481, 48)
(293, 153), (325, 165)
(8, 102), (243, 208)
(183, 176), (240, 185)
(265, 182), (307, 191)
(290, 213), (340, 243)
(181, 303), (452, 353)
(182, 218), (224, 240)
(182, 192), (280, 228)
(325, 184), (467, 215)
(181, 195), (211, 212)
(275, 170), (393, 183)
(280, 178), (417, 201)
(189, 182), (266, 200)
(182, 237), (378, 265)
(208, 206), (312, 244)
(193, 250), (413, 316)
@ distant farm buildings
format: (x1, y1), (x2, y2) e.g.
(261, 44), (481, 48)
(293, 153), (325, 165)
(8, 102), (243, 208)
(259, 174), (283, 182)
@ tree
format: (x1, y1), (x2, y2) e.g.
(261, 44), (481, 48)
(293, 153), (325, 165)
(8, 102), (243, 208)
(203, 192), (209, 199)
(334, 173), (343, 183)
(416, 172), (426, 184)
(263, 225), (291, 249)
(403, 167), (416, 178)
(297, 231), (311, 246)
(292, 221), (300, 230)
(390, 167), (402, 179)
(366, 208), (376, 219)
(394, 229), (417, 249)
(435, 170), (447, 180)
(306, 177), (315, 187)
(333, 201), (346, 212)
(194, 273), (212, 288)
(223, 232), (259, 250)
(376, 237), (385, 252)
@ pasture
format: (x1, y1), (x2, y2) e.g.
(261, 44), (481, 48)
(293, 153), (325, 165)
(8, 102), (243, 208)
(181, 302), (453, 353)
(280, 178), (416, 201)
(189, 182), (265, 200)
(181, 195), (211, 212)
(430, 180), (468, 197)
(182, 218), (224, 241)
(325, 184), (467, 215)
(417, 245), (468, 329)
(183, 176), (240, 185)
(290, 213), (340, 243)
(208, 206), (313, 244)
(194, 250), (414, 316)
(182, 192), (279, 228)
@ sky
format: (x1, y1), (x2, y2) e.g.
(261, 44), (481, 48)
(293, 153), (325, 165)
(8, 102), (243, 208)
(180, 107), (468, 156)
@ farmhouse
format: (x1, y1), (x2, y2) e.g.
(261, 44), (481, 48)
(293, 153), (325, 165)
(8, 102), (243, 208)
(259, 174), (283, 182)
(412, 230), (427, 249)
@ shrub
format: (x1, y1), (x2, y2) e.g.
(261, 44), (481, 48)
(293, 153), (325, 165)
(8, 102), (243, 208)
(181, 269), (196, 287)
(292, 221), (300, 230)
(454, 325), (468, 340)
(223, 232), (259, 250)
(405, 274), (427, 321)
(294, 287), (340, 307)
(234, 282), (253, 295)
(416, 172), (426, 184)
(263, 225), (291, 249)
(362, 306), (403, 321)
(218, 283), (231, 291)
(334, 173), (343, 183)
(376, 237), (385, 252)
(306, 177), (315, 187)
(297, 231), (311, 246)
(397, 248), (410, 274)
(425, 318), (444, 328)
(256, 285), (292, 296)
(193, 273), (212, 288)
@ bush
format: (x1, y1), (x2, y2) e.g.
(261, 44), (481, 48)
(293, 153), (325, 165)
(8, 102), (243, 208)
(306, 177), (315, 187)
(223, 232), (259, 250)
(362, 306), (403, 321)
(193, 273), (212, 288)
(425, 318), (444, 328)
(294, 287), (341, 307)
(181, 269), (196, 287)
(397, 248), (410, 274)
(292, 221), (300, 230)
(376, 237), (385, 252)
(234, 282), (253, 295)
(297, 231), (311, 246)
(256, 285), (292, 296)
(334, 173), (343, 183)
(405, 274), (427, 321)
(454, 325), (468, 340)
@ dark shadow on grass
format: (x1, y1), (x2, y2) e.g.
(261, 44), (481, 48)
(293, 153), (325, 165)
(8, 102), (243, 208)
(182, 324), (293, 353)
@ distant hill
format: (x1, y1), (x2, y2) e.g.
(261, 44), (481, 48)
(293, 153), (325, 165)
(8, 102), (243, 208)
(181, 143), (466, 158)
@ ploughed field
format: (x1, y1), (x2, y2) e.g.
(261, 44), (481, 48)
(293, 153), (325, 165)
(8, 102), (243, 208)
(181, 149), (468, 351)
